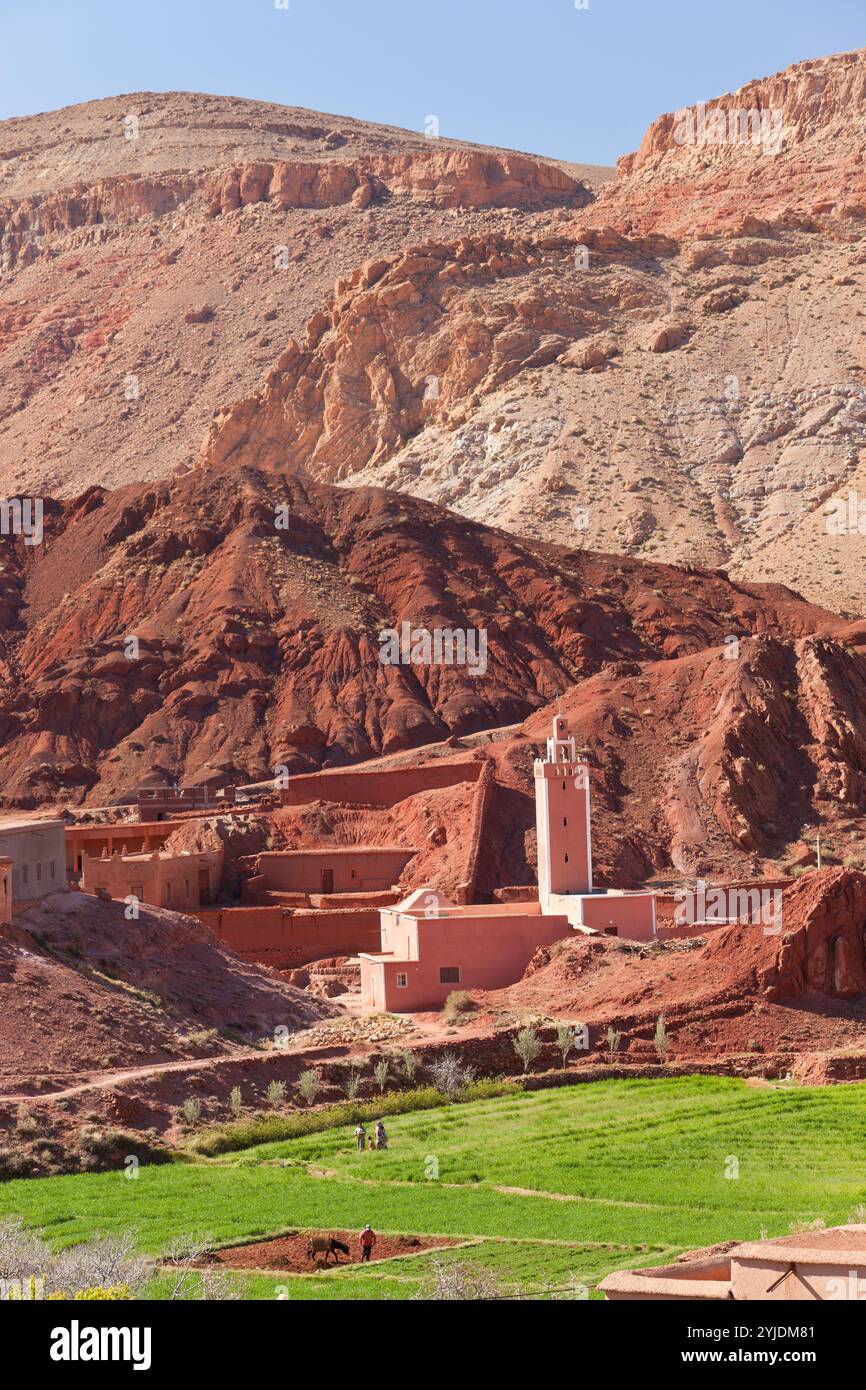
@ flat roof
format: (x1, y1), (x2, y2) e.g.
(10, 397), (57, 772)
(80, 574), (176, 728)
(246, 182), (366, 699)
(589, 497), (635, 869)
(66, 820), (183, 836)
(258, 846), (416, 857)
(0, 817), (66, 832)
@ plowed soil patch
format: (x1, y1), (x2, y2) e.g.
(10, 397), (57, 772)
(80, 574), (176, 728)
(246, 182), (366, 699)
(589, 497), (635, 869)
(200, 1230), (461, 1273)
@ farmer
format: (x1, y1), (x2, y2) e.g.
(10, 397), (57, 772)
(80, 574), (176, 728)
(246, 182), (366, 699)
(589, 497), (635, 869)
(354, 1121), (367, 1153)
(359, 1224), (376, 1262)
(375, 1120), (388, 1150)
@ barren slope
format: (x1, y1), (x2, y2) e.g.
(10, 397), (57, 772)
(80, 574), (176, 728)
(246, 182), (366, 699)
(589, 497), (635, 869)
(3, 60), (866, 611)
(0, 466), (845, 808)
(0, 890), (336, 1090)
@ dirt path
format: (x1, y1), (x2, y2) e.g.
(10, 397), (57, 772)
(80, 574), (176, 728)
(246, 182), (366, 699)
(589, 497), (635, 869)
(303, 1165), (665, 1211)
(0, 1039), (356, 1106)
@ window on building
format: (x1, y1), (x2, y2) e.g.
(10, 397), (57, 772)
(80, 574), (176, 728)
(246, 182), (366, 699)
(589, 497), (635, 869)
(564, 853), (569, 863)
(22, 864), (28, 885)
(396, 973), (408, 989)
(165, 882), (172, 903)
(49, 861), (55, 879)
(563, 817), (567, 827)
(130, 883), (144, 901)
(184, 878), (191, 899)
(36, 862), (42, 882)
(439, 966), (460, 984)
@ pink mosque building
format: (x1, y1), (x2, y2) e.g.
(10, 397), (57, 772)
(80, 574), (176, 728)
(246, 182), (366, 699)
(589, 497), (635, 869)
(360, 717), (657, 1011)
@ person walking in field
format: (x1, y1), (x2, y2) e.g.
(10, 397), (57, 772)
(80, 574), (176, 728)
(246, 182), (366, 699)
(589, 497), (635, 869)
(375, 1120), (388, 1150)
(359, 1224), (376, 1262)
(354, 1122), (366, 1153)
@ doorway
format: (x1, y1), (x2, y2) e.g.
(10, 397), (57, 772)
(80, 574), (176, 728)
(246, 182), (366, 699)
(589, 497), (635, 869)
(320, 867), (334, 894)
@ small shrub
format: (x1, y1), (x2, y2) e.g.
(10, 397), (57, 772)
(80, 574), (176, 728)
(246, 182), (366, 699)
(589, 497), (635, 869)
(296, 1070), (321, 1107)
(443, 990), (475, 1022)
(180, 1097), (202, 1127)
(607, 1027), (622, 1064)
(513, 1026), (542, 1074)
(229, 1086), (243, 1118)
(373, 1060), (390, 1094)
(400, 1050), (418, 1083)
(428, 1055), (476, 1097)
(342, 1067), (362, 1101)
(555, 1023), (576, 1067)
(265, 1080), (287, 1111)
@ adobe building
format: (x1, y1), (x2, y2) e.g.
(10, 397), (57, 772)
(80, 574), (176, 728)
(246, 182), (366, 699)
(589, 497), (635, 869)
(359, 717), (657, 1011)
(0, 858), (12, 926)
(65, 820), (184, 879)
(81, 845), (223, 911)
(245, 847), (417, 899)
(0, 818), (67, 913)
(599, 1225), (866, 1301)
(137, 785), (237, 820)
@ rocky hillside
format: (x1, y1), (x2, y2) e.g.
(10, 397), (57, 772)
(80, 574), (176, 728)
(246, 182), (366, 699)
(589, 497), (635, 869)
(0, 468), (844, 808)
(0, 91), (601, 500)
(482, 870), (866, 1064)
(2, 57), (865, 611)
(0, 890), (336, 1091)
(475, 626), (866, 883)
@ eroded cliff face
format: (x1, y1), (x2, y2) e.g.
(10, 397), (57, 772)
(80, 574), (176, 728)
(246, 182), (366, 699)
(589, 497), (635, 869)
(480, 626), (866, 883)
(0, 460), (845, 814)
(611, 48), (866, 234)
(759, 868), (866, 1000)
(2, 64), (866, 611)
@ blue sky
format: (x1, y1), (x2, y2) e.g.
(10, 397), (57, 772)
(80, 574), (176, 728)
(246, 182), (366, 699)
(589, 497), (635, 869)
(0, 0), (862, 164)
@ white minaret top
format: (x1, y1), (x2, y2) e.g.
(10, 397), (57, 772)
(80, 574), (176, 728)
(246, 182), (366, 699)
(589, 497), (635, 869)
(545, 715), (578, 766)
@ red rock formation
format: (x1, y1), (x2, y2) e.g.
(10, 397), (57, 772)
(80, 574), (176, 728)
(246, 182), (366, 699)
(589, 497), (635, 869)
(600, 49), (866, 236)
(0, 466), (845, 811)
(759, 868), (866, 999)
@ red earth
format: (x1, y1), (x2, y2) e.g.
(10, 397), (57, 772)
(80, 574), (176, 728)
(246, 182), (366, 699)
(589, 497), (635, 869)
(197, 1229), (461, 1273)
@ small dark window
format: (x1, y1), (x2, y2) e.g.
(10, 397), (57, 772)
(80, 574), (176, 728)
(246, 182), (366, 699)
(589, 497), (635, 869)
(563, 817), (567, 827)
(439, 966), (460, 985)
(564, 853), (569, 863)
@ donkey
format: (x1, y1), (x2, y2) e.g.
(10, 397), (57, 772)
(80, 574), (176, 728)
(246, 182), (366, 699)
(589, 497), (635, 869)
(307, 1235), (350, 1265)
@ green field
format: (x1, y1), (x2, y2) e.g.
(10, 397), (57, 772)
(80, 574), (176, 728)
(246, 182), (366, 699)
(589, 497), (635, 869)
(3, 1077), (865, 1299)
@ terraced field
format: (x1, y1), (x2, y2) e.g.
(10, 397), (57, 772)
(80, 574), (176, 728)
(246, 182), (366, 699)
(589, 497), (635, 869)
(3, 1077), (866, 1299)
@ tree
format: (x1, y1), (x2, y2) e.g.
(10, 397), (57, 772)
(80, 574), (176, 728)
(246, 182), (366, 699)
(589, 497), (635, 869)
(373, 1060), (390, 1093)
(607, 1027), (622, 1065)
(414, 1256), (505, 1301)
(428, 1055), (475, 1097)
(513, 1026), (542, 1074)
